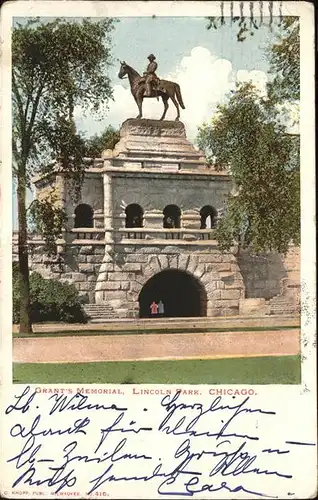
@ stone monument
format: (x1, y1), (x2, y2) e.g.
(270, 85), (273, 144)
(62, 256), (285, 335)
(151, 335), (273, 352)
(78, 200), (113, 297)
(17, 116), (299, 321)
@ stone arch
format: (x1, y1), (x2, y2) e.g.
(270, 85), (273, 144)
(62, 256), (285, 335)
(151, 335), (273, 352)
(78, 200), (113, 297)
(125, 203), (144, 228)
(200, 205), (217, 229)
(129, 253), (211, 304)
(138, 269), (207, 318)
(74, 203), (94, 228)
(121, 250), (239, 318)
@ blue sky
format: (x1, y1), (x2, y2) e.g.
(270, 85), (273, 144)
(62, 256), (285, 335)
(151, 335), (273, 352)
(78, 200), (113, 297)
(109, 16), (272, 77)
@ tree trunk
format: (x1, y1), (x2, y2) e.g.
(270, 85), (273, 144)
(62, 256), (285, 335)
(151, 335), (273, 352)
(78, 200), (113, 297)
(17, 166), (33, 333)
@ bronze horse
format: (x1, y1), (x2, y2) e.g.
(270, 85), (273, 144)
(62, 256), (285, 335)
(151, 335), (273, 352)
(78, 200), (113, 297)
(118, 61), (185, 121)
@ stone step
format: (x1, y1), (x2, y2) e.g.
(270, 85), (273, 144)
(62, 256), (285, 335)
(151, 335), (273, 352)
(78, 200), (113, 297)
(270, 310), (297, 316)
(84, 304), (116, 319)
(113, 155), (207, 165)
(84, 304), (113, 308)
(85, 311), (114, 316)
(85, 307), (116, 310)
(269, 304), (298, 315)
(270, 303), (294, 309)
(124, 150), (205, 160)
(270, 305), (297, 311)
(270, 305), (297, 312)
(86, 312), (114, 316)
(270, 303), (295, 309)
(84, 305), (114, 309)
(269, 296), (294, 305)
(267, 294), (299, 316)
(270, 303), (295, 308)
(269, 296), (290, 302)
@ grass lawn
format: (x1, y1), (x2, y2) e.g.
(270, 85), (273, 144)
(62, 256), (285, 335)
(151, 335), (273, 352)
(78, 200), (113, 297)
(13, 355), (301, 385)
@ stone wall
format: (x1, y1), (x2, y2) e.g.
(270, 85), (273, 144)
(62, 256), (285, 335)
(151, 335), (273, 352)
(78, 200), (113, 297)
(111, 172), (230, 230)
(238, 246), (300, 300)
(64, 174), (104, 228)
(94, 243), (245, 318)
(34, 172), (104, 229)
(13, 234), (103, 304)
(12, 234), (300, 318)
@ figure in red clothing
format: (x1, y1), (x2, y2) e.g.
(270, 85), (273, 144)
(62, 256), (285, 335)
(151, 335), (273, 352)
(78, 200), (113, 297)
(150, 301), (158, 315)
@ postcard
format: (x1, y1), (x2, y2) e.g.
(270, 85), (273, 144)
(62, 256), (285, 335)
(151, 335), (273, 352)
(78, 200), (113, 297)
(0, 1), (316, 499)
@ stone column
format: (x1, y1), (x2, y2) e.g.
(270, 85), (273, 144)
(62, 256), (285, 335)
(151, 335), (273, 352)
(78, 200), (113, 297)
(55, 172), (66, 209)
(103, 172), (113, 249)
(95, 172), (114, 304)
(55, 172), (67, 252)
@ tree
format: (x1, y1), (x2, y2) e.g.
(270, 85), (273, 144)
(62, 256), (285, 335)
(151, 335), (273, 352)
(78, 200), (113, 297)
(84, 126), (120, 158)
(266, 17), (299, 102)
(197, 82), (300, 255)
(28, 192), (68, 255)
(13, 17), (115, 332)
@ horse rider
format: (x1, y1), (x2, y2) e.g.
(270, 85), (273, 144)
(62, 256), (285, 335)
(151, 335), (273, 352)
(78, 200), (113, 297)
(141, 54), (159, 96)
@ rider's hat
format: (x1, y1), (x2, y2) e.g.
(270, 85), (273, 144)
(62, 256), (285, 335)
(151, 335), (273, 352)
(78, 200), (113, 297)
(148, 54), (156, 60)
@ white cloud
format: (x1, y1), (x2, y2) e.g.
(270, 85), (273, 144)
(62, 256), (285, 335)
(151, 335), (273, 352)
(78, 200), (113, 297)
(75, 46), (269, 142)
(166, 47), (234, 140)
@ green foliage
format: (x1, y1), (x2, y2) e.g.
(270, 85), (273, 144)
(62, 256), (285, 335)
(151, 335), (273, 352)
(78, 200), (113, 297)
(28, 193), (68, 254)
(13, 264), (86, 324)
(84, 126), (120, 158)
(197, 83), (300, 254)
(39, 116), (88, 200)
(266, 18), (300, 102)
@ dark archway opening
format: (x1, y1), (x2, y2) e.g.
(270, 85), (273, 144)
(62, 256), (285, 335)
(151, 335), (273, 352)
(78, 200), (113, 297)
(163, 205), (181, 228)
(74, 203), (94, 228)
(200, 205), (217, 229)
(125, 204), (144, 228)
(138, 269), (207, 318)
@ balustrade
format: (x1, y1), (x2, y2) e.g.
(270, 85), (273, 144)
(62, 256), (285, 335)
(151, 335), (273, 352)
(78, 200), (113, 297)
(68, 227), (216, 243)
(117, 227), (216, 242)
(16, 227), (217, 251)
(70, 228), (105, 242)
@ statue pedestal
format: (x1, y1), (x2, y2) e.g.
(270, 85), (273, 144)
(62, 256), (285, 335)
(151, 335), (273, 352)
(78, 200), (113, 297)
(102, 119), (208, 171)
(120, 118), (187, 137)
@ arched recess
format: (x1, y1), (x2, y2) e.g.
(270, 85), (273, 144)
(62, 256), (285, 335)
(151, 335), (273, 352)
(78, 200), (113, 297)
(200, 205), (217, 229)
(163, 205), (181, 228)
(138, 269), (207, 318)
(74, 203), (94, 228)
(125, 204), (144, 228)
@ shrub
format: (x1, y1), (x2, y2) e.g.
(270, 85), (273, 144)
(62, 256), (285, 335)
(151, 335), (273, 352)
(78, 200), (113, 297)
(13, 264), (87, 323)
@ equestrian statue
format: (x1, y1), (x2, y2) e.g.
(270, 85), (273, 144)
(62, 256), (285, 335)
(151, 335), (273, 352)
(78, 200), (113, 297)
(118, 54), (185, 121)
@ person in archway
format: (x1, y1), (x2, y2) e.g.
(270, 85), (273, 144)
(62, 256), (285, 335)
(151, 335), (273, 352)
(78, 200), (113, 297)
(150, 301), (158, 316)
(132, 215), (139, 227)
(158, 300), (165, 316)
(165, 215), (175, 228)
